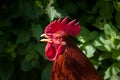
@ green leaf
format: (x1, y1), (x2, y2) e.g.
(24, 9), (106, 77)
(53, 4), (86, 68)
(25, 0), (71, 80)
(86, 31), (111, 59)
(41, 63), (52, 80)
(117, 2), (120, 11)
(16, 32), (30, 44)
(31, 59), (40, 68)
(93, 33), (115, 52)
(21, 49), (39, 72)
(104, 43), (112, 52)
(114, 0), (120, 12)
(21, 42), (40, 70)
(94, 17), (105, 30)
(93, 38), (103, 47)
(112, 65), (120, 75)
(104, 66), (111, 79)
(25, 51), (34, 62)
(90, 59), (100, 69)
(104, 63), (120, 79)
(78, 28), (98, 44)
(104, 66), (115, 79)
(84, 44), (96, 58)
(93, 34), (107, 51)
(35, 0), (42, 7)
(78, 30), (98, 43)
(19, 0), (42, 20)
(25, 42), (39, 61)
(110, 75), (120, 80)
(104, 23), (118, 39)
(115, 12), (120, 29)
(89, 31), (98, 40)
(98, 52), (111, 61)
(21, 60), (33, 72)
(35, 43), (46, 59)
(77, 26), (90, 43)
(99, 0), (114, 20)
(46, 6), (61, 21)
(26, 42), (36, 53)
(116, 39), (120, 50)
(31, 24), (43, 42)
(112, 50), (120, 61)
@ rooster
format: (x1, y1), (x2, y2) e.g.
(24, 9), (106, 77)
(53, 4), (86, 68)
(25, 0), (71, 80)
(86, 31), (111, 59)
(40, 17), (103, 80)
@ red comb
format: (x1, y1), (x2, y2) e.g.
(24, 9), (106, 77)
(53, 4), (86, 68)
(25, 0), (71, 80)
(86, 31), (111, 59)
(45, 17), (81, 36)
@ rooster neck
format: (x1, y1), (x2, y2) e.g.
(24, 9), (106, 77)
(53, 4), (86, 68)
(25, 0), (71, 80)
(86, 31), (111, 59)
(62, 36), (78, 47)
(51, 37), (103, 80)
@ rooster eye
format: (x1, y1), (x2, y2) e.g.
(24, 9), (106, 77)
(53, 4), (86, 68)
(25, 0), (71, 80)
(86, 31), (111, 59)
(54, 36), (62, 41)
(52, 35), (63, 44)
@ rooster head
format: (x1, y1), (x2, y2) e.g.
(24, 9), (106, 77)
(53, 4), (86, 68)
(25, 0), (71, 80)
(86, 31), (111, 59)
(40, 17), (81, 61)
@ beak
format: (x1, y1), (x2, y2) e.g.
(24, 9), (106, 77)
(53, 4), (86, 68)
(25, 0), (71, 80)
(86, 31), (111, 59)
(40, 33), (52, 42)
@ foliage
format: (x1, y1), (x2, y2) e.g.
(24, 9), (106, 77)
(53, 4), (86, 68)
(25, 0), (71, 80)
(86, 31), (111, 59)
(0, 0), (120, 80)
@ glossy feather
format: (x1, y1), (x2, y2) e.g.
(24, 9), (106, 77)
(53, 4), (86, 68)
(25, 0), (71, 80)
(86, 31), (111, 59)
(51, 38), (103, 80)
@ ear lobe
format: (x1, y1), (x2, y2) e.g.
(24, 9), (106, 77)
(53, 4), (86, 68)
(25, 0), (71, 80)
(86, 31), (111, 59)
(57, 45), (66, 55)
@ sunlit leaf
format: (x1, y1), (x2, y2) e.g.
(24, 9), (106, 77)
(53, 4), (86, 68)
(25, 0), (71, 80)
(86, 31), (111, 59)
(110, 75), (120, 80)
(112, 65), (120, 75)
(104, 23), (118, 39)
(77, 26), (90, 43)
(104, 63), (120, 79)
(93, 33), (108, 51)
(84, 44), (96, 58)
(104, 66), (111, 79)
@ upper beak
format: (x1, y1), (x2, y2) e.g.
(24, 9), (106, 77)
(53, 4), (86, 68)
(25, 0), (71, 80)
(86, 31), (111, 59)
(40, 33), (52, 42)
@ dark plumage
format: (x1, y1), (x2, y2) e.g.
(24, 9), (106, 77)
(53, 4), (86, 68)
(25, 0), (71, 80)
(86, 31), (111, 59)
(51, 38), (103, 80)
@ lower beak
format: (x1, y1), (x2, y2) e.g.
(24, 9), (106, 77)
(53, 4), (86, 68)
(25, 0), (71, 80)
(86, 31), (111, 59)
(40, 34), (52, 42)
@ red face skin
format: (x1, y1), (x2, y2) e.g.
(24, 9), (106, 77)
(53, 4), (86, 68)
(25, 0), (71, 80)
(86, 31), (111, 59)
(45, 32), (67, 61)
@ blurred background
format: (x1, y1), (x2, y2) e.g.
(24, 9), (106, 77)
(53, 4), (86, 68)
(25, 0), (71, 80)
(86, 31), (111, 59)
(0, 0), (120, 80)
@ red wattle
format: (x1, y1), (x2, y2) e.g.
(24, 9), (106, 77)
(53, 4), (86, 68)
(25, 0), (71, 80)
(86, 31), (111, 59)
(45, 43), (66, 61)
(45, 43), (57, 61)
